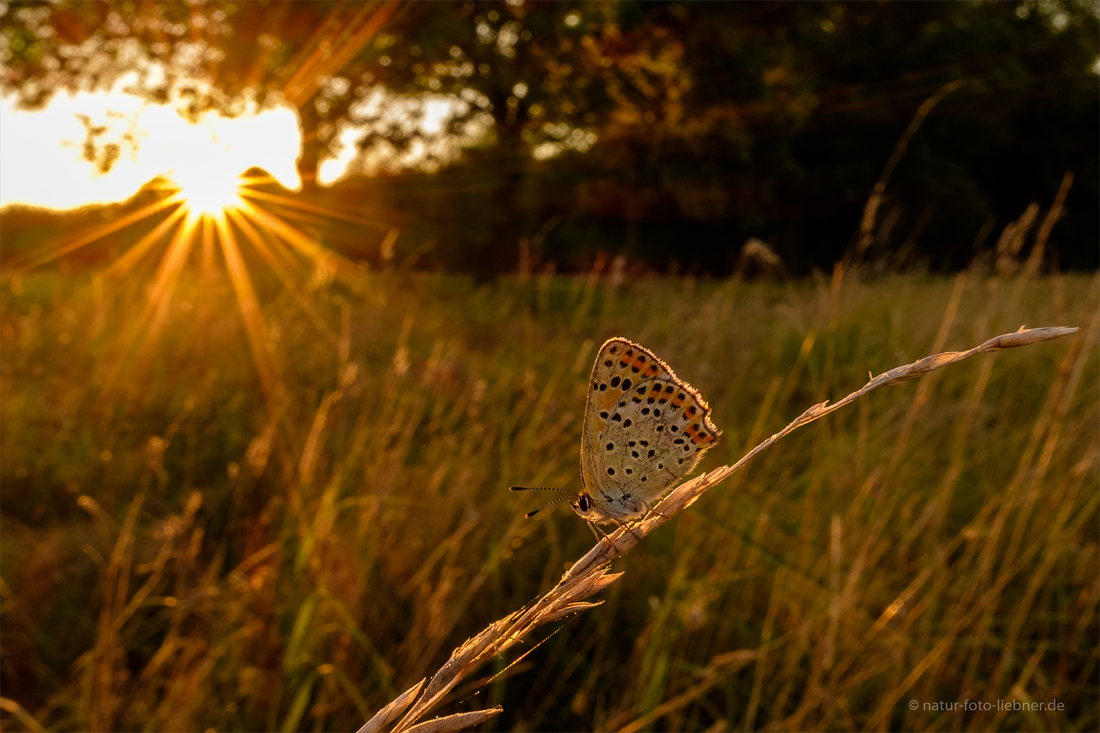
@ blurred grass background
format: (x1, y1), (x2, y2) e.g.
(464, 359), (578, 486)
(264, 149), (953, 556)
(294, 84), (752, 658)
(0, 266), (1096, 731)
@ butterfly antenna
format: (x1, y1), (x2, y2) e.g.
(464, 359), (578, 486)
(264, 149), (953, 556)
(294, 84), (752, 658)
(509, 486), (569, 493)
(509, 486), (571, 519)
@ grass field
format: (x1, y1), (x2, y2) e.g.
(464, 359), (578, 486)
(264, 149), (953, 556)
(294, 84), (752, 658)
(1, 265), (1096, 731)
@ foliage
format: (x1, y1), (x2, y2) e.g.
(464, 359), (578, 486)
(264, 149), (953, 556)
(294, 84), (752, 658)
(0, 1), (1096, 271)
(0, 267), (1096, 730)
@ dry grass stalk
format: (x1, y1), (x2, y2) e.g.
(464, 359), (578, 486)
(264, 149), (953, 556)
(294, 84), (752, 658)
(995, 202), (1041, 277)
(363, 324), (1077, 732)
(0, 697), (47, 733)
(1022, 170), (1074, 277)
(853, 79), (966, 260)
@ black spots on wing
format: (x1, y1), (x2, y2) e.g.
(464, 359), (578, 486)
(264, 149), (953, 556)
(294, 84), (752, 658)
(687, 406), (697, 416)
(632, 450), (639, 458)
(632, 396), (642, 404)
(600, 411), (608, 419)
(625, 468), (633, 475)
(637, 386), (647, 395)
(592, 382), (598, 391)
(678, 392), (686, 401)
(618, 401), (626, 407)
(641, 476), (647, 482)
(647, 397), (656, 405)
(599, 383), (608, 391)
(648, 449), (656, 457)
(622, 378), (632, 390)
(640, 440), (649, 446)
(658, 463), (664, 469)
(628, 441), (636, 447)
(606, 443), (614, 451)
(678, 458), (685, 464)
(664, 385), (675, 394)
(612, 413), (622, 421)
(610, 376), (621, 388)
(674, 438), (685, 445)
(623, 419), (632, 428)
(653, 409), (661, 417)
(656, 426), (664, 432)
(607, 467), (615, 475)
(604, 360), (613, 368)
(670, 425), (678, 432)
(641, 407), (650, 415)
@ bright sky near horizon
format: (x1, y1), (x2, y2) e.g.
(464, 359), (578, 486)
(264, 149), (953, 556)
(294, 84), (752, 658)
(0, 81), (303, 212)
(0, 81), (472, 212)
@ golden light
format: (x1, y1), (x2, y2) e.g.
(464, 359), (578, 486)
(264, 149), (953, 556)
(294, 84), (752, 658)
(0, 89), (303, 212)
(168, 159), (245, 222)
(0, 2), (403, 413)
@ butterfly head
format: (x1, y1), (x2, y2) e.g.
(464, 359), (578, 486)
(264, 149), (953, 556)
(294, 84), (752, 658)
(569, 490), (618, 524)
(570, 491), (593, 517)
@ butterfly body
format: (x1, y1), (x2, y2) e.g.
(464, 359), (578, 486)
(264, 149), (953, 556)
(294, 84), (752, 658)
(573, 338), (721, 526)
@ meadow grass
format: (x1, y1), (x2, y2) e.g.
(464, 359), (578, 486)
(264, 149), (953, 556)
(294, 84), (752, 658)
(0, 265), (1096, 731)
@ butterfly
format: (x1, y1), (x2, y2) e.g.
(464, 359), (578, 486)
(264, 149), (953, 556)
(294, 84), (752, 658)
(513, 338), (721, 533)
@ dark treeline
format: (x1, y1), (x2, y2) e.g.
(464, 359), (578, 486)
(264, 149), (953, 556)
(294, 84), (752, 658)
(3, 0), (1097, 275)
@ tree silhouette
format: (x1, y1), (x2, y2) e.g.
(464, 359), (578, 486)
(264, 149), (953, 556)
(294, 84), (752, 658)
(2, 0), (1095, 272)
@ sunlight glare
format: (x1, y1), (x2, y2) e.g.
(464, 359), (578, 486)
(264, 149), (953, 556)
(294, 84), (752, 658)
(0, 77), (302, 212)
(169, 158), (243, 221)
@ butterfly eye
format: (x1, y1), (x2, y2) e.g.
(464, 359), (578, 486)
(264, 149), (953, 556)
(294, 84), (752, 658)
(578, 494), (590, 511)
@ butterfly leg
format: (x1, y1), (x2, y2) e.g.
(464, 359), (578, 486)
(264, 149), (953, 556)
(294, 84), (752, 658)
(617, 519), (647, 544)
(586, 520), (612, 543)
(640, 500), (670, 522)
(588, 519), (639, 549)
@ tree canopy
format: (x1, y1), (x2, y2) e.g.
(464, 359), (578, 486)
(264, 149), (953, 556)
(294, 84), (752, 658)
(2, 0), (1096, 273)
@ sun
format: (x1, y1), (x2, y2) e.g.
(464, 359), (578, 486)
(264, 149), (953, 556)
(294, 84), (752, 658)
(3, 1), (397, 413)
(169, 158), (244, 221)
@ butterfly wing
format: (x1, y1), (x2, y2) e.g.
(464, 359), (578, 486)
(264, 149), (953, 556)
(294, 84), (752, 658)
(580, 338), (721, 522)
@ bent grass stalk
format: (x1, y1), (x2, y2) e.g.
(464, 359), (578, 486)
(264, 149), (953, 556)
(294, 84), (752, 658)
(360, 325), (1078, 733)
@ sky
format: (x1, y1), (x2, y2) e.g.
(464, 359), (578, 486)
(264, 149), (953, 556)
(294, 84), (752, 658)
(0, 76), (470, 213)
(0, 79), (303, 212)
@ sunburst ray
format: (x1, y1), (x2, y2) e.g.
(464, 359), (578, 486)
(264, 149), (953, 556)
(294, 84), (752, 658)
(227, 207), (339, 347)
(214, 214), (283, 406)
(16, 194), (185, 272)
(7, 2), (412, 415)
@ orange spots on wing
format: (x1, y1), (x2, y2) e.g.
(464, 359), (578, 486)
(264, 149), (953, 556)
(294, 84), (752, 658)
(684, 421), (715, 447)
(598, 391), (618, 411)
